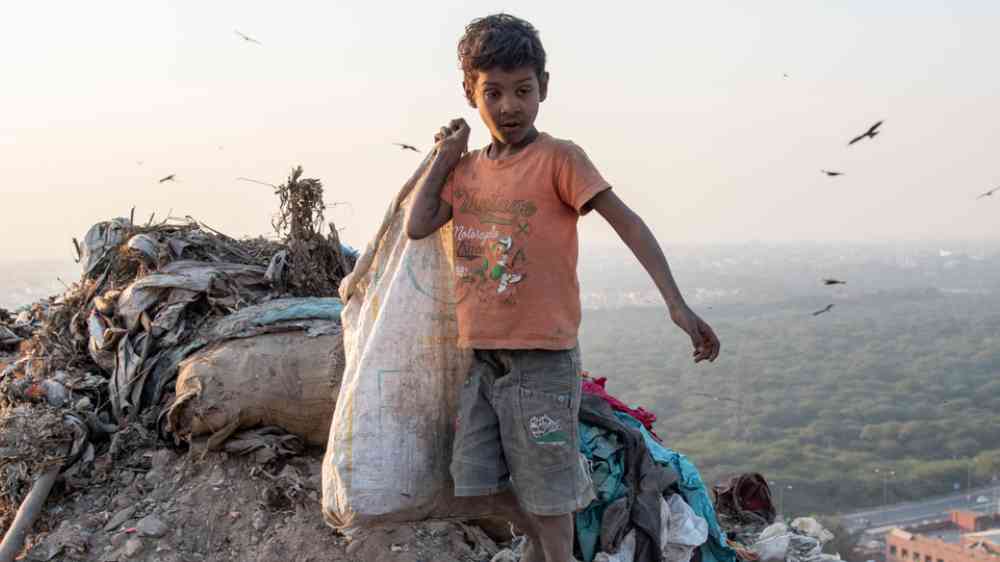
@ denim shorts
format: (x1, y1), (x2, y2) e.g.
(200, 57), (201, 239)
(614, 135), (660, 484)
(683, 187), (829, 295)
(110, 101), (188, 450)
(450, 347), (595, 516)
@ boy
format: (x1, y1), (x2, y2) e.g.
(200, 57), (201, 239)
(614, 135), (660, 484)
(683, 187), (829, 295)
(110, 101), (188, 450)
(406, 13), (720, 562)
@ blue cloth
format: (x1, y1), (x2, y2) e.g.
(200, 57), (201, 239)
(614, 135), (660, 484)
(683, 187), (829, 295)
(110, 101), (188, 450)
(576, 423), (628, 562)
(340, 243), (360, 260)
(614, 412), (736, 562)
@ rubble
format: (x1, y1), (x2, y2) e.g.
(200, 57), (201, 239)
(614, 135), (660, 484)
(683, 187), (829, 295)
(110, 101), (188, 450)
(0, 167), (364, 560)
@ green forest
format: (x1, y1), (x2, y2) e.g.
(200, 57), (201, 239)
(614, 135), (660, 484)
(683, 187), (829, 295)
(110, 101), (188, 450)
(578, 289), (1000, 516)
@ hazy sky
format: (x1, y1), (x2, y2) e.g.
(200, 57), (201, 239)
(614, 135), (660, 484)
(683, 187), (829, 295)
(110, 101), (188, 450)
(3, 1), (999, 261)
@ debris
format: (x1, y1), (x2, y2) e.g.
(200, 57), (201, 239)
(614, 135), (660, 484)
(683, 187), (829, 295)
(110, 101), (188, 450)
(0, 466), (60, 562)
(123, 536), (143, 557)
(713, 473), (776, 533)
(267, 166), (354, 297)
(136, 514), (168, 538)
(790, 518), (834, 545)
(104, 506), (136, 532)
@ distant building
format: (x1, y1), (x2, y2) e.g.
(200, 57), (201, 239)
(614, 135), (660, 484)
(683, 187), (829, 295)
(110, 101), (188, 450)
(886, 511), (1000, 562)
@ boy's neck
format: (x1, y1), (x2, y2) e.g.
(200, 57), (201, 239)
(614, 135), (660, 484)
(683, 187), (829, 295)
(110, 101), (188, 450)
(486, 127), (540, 160)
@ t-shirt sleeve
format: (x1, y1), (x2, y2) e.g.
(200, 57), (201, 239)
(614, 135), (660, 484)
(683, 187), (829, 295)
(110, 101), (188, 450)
(555, 142), (611, 215)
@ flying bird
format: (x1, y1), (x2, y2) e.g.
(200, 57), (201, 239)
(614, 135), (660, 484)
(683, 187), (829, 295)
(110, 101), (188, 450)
(394, 143), (421, 153)
(823, 278), (847, 286)
(848, 120), (883, 146)
(812, 304), (834, 316)
(158, 174), (175, 183)
(821, 170), (844, 177)
(976, 187), (999, 200)
(234, 30), (261, 45)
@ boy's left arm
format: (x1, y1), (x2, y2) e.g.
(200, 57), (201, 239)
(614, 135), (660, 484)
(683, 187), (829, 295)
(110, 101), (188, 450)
(589, 190), (721, 363)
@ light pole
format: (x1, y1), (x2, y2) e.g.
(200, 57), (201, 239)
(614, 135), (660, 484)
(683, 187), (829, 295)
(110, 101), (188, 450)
(875, 468), (896, 507)
(778, 484), (793, 517)
(967, 462), (974, 500)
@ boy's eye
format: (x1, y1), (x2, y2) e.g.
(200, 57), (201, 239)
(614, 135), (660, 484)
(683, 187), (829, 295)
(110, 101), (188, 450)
(484, 90), (499, 99)
(518, 88), (531, 95)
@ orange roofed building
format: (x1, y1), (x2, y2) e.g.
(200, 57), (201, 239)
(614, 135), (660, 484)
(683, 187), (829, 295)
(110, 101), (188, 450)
(886, 512), (1000, 562)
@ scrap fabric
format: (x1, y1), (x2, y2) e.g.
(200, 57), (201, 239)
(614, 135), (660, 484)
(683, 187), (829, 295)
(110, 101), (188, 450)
(615, 412), (737, 562)
(581, 374), (660, 438)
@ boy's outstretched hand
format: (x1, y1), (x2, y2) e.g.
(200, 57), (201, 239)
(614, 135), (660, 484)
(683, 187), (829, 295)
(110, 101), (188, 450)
(670, 305), (720, 363)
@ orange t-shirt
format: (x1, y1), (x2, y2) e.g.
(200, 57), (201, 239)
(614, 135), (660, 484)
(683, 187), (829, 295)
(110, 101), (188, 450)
(440, 132), (611, 350)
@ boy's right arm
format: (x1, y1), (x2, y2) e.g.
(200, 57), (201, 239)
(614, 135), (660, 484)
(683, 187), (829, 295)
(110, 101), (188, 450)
(405, 118), (470, 240)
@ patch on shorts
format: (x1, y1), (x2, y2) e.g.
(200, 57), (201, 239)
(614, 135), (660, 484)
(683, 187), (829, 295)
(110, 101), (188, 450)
(529, 415), (567, 445)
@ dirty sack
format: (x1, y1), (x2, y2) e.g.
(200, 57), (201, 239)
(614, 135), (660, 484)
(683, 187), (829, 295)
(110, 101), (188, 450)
(322, 155), (494, 530)
(164, 298), (345, 448)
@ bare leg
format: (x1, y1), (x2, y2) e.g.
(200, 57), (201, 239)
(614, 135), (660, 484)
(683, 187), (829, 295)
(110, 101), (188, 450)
(490, 491), (545, 562)
(490, 491), (574, 562)
(530, 512), (574, 562)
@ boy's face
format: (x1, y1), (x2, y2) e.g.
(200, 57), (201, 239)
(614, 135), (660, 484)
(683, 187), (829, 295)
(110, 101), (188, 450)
(467, 66), (548, 146)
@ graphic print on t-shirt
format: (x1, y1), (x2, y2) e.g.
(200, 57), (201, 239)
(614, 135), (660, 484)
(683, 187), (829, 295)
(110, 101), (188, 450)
(451, 186), (535, 305)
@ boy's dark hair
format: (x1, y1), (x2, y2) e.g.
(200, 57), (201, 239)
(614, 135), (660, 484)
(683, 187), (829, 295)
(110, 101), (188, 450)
(457, 13), (546, 104)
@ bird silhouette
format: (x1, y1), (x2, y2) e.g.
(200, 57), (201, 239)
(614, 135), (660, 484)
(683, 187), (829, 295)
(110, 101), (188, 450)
(158, 174), (176, 183)
(234, 30), (261, 45)
(848, 121), (883, 146)
(394, 143), (421, 153)
(976, 187), (999, 200)
(823, 279), (847, 286)
(812, 304), (834, 316)
(821, 170), (844, 177)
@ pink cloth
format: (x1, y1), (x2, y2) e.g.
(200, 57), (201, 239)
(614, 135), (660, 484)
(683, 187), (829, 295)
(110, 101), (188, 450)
(581, 374), (660, 438)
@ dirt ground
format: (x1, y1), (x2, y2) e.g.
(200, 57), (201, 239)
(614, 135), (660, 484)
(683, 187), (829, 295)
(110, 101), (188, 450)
(19, 443), (507, 562)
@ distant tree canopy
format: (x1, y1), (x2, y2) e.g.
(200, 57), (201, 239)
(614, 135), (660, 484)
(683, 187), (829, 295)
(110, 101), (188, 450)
(579, 292), (1000, 515)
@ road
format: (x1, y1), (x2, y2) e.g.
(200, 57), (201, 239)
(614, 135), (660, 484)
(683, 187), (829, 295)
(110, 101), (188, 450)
(840, 484), (1000, 534)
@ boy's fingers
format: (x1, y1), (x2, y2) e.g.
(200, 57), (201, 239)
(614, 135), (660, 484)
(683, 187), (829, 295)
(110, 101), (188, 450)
(448, 118), (466, 131)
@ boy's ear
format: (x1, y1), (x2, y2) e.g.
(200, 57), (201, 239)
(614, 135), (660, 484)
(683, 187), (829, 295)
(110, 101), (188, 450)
(539, 71), (550, 102)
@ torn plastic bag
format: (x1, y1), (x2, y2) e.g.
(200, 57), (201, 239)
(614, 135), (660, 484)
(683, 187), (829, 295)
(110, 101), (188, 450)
(86, 310), (119, 372)
(80, 217), (131, 278)
(108, 260), (271, 420)
(322, 154), (493, 530)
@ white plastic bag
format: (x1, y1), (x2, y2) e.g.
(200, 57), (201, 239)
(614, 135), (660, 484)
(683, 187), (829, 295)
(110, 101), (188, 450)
(322, 157), (491, 530)
(662, 494), (709, 562)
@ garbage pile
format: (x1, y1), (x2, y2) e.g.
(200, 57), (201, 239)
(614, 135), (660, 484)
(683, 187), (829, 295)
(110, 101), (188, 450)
(0, 166), (355, 540)
(712, 475), (842, 562)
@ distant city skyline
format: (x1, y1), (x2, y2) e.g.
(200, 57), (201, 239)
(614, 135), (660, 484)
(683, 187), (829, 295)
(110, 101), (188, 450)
(3, 1), (999, 261)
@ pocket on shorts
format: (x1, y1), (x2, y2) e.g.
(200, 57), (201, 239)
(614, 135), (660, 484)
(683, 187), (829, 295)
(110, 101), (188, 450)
(513, 350), (580, 471)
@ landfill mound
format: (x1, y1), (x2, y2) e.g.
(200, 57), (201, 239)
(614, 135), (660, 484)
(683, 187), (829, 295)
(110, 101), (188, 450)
(0, 167), (369, 560)
(0, 165), (847, 562)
